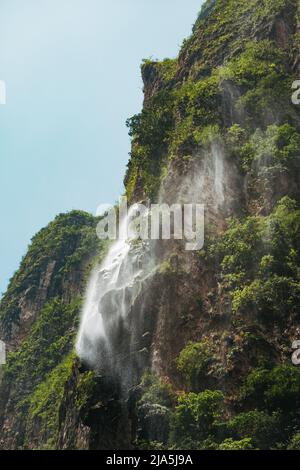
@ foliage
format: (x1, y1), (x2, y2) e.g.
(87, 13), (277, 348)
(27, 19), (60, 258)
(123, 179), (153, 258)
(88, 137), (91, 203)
(25, 352), (76, 447)
(141, 58), (178, 83)
(287, 432), (300, 450)
(0, 211), (102, 338)
(135, 372), (175, 448)
(71, 0), (300, 451)
(0, 210), (105, 449)
(238, 124), (300, 171)
(239, 365), (300, 413)
(232, 275), (300, 322)
(226, 410), (281, 449)
(75, 370), (96, 409)
(125, 90), (175, 199)
(182, 0), (288, 77)
(139, 371), (175, 408)
(3, 297), (81, 404)
(220, 40), (286, 88)
(169, 390), (224, 447)
(218, 438), (255, 450)
(2, 0), (300, 451)
(176, 341), (214, 390)
(208, 197), (300, 324)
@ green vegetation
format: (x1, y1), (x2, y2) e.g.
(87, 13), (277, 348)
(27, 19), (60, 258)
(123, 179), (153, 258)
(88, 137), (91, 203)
(24, 356), (97, 449)
(136, 363), (300, 450)
(41, 0), (300, 451)
(139, 371), (175, 408)
(125, 89), (175, 199)
(0, 297), (82, 448)
(182, 0), (289, 74)
(176, 341), (215, 390)
(4, 298), (80, 395)
(239, 365), (300, 412)
(2, 0), (300, 451)
(235, 124), (300, 171)
(226, 411), (281, 449)
(141, 58), (178, 83)
(169, 390), (224, 448)
(125, 33), (300, 201)
(0, 211), (103, 339)
(218, 438), (255, 450)
(207, 197), (300, 324)
(26, 352), (76, 448)
(135, 372), (175, 449)
(288, 432), (300, 450)
(0, 210), (104, 449)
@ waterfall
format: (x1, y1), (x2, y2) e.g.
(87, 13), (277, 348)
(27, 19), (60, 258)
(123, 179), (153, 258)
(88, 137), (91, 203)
(76, 207), (156, 389)
(76, 139), (231, 389)
(212, 142), (225, 208)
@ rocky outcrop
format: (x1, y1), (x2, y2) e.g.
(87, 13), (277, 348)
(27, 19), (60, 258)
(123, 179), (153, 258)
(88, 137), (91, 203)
(0, 212), (103, 449)
(1, 0), (300, 450)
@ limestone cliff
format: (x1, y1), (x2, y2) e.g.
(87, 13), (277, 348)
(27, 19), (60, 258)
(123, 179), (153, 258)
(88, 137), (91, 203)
(1, 0), (300, 450)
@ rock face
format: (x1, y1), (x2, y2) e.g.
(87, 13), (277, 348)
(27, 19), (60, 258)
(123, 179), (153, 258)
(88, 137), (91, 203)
(0, 212), (106, 449)
(1, 0), (300, 450)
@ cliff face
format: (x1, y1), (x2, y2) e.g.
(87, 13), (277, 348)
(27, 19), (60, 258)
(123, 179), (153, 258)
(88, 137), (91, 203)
(0, 212), (107, 449)
(124, 0), (300, 372)
(1, 0), (300, 450)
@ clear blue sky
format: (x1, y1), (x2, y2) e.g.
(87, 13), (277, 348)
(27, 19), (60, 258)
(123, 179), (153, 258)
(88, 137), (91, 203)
(0, 0), (203, 295)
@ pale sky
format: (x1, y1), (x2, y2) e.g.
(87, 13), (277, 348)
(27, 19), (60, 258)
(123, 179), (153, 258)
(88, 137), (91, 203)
(0, 0), (204, 295)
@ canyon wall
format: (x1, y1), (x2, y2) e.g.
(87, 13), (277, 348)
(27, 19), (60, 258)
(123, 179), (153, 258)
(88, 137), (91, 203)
(1, 0), (300, 450)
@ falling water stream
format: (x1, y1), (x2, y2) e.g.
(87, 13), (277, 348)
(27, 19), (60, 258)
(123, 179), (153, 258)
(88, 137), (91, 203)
(76, 141), (230, 390)
(76, 208), (156, 388)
